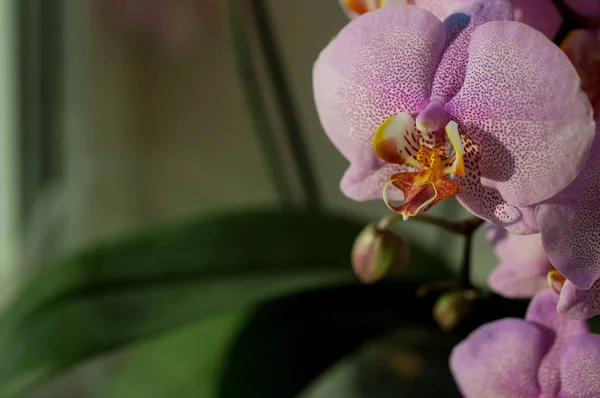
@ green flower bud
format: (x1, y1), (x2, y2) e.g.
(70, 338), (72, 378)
(351, 223), (409, 284)
(433, 290), (476, 331)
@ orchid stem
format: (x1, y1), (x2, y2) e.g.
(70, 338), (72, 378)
(226, 0), (293, 205)
(460, 228), (475, 289)
(380, 212), (483, 291)
(379, 213), (483, 237)
(248, 0), (322, 211)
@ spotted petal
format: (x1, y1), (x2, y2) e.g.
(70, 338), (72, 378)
(453, 126), (539, 233)
(558, 334), (600, 397)
(430, 0), (513, 103)
(558, 279), (600, 320)
(537, 123), (600, 289)
(313, 5), (446, 201)
(447, 21), (595, 208)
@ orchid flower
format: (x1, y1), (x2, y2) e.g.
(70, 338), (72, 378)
(314, 2), (594, 232)
(536, 119), (600, 291)
(484, 116), (600, 320)
(485, 222), (600, 320)
(451, 290), (600, 397)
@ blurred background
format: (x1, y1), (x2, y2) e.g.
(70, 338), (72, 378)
(0, 1), (503, 397)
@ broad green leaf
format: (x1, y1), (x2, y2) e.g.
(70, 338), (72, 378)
(99, 233), (456, 398)
(103, 282), (463, 398)
(0, 208), (370, 398)
(103, 311), (249, 398)
(103, 285), (527, 398)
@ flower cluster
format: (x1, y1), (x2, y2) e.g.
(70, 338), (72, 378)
(315, 0), (600, 395)
(452, 290), (600, 397)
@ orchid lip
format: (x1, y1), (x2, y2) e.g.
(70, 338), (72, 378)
(373, 112), (471, 218)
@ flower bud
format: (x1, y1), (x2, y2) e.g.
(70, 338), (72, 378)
(433, 290), (476, 331)
(351, 223), (409, 284)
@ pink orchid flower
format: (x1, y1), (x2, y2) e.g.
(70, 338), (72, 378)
(314, 1), (594, 231)
(485, 222), (599, 320)
(536, 118), (600, 292)
(485, 116), (600, 320)
(451, 290), (600, 397)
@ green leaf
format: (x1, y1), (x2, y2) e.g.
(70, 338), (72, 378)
(103, 311), (249, 398)
(102, 283), (528, 398)
(98, 226), (455, 398)
(0, 208), (370, 398)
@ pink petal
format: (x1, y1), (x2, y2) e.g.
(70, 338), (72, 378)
(525, 290), (590, 396)
(525, 290), (589, 335)
(456, 179), (539, 234)
(510, 0), (561, 39)
(340, 162), (407, 201)
(558, 334), (600, 397)
(486, 225), (552, 298)
(538, 206), (600, 290)
(537, 123), (600, 289)
(430, 0), (513, 103)
(452, 125), (539, 233)
(313, 5), (446, 200)
(447, 21), (595, 207)
(557, 279), (600, 320)
(450, 318), (547, 397)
